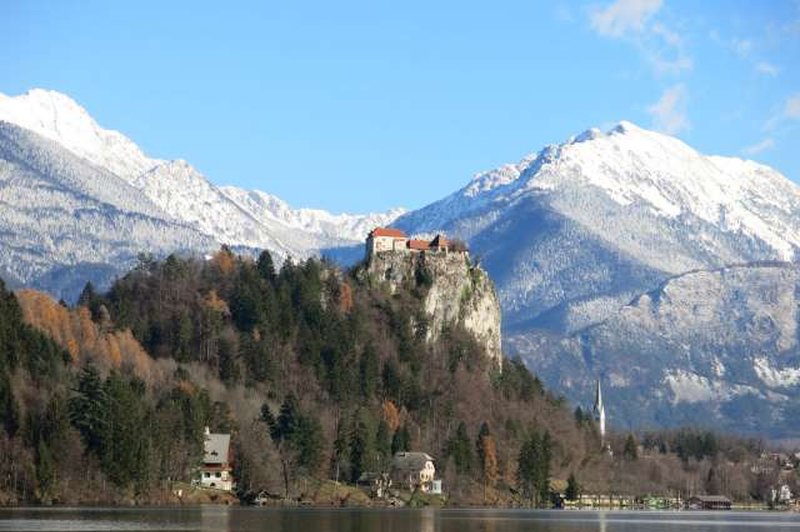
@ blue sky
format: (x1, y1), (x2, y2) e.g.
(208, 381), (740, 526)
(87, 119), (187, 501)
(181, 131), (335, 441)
(2, 0), (799, 212)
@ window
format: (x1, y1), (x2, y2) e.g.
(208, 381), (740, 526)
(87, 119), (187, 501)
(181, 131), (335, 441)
(215, 472), (222, 478)
(204, 472), (210, 478)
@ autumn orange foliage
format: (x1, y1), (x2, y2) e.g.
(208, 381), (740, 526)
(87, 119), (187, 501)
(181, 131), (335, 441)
(338, 281), (353, 313)
(481, 434), (499, 487)
(16, 289), (154, 378)
(203, 290), (231, 315)
(211, 248), (236, 275)
(382, 400), (401, 432)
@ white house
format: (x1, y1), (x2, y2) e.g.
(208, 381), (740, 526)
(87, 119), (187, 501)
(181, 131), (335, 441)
(199, 427), (233, 491)
(366, 227), (408, 255)
(391, 451), (437, 493)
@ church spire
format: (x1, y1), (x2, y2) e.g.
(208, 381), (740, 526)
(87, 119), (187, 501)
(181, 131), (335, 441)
(593, 378), (606, 443)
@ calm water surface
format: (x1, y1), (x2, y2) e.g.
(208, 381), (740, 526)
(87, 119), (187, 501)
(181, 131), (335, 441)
(1, 507), (799, 532)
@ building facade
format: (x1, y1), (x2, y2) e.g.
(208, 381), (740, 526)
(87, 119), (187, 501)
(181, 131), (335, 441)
(366, 227), (408, 255)
(199, 426), (233, 491)
(390, 452), (437, 492)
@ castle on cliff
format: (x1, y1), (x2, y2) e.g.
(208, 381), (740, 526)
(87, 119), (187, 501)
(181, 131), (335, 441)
(366, 227), (464, 258)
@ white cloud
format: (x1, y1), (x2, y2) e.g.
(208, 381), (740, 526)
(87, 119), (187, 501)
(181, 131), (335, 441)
(786, 93), (800, 119)
(647, 84), (689, 135)
(652, 22), (681, 46)
(646, 23), (693, 74)
(589, 0), (691, 76)
(731, 38), (753, 58)
(756, 62), (779, 77)
(554, 4), (575, 23)
(743, 138), (775, 156)
(764, 93), (800, 131)
(590, 0), (663, 37)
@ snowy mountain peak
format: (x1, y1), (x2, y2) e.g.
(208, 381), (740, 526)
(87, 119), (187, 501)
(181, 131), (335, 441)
(0, 88), (154, 178)
(610, 120), (642, 134)
(571, 127), (603, 144)
(401, 120), (800, 265)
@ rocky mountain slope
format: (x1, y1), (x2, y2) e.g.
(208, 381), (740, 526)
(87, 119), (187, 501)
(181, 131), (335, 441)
(0, 89), (401, 299)
(361, 249), (502, 366)
(509, 262), (800, 435)
(395, 123), (800, 436)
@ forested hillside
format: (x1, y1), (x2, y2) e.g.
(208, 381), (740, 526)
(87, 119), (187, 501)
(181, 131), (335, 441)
(0, 248), (786, 505)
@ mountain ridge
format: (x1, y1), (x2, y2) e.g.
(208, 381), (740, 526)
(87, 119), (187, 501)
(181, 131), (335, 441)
(0, 88), (402, 298)
(2, 87), (800, 434)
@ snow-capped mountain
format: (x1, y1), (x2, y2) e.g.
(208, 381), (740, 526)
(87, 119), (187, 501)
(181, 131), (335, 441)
(3, 87), (800, 434)
(0, 89), (402, 298)
(396, 122), (800, 436)
(0, 121), (215, 298)
(398, 121), (800, 331)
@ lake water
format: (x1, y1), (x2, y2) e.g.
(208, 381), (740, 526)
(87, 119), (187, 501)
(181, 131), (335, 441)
(1, 507), (799, 532)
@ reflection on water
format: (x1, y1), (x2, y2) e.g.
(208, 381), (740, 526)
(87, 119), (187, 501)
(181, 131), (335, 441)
(2, 507), (800, 532)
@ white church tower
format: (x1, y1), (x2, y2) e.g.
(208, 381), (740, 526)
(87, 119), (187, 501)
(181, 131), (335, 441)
(593, 378), (606, 443)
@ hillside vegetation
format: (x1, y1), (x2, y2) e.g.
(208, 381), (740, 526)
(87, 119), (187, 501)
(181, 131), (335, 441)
(0, 248), (786, 505)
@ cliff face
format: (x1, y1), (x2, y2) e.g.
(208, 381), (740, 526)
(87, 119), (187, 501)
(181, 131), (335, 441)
(365, 251), (503, 366)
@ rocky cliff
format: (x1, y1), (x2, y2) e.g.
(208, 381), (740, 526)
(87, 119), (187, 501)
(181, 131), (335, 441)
(364, 250), (503, 367)
(510, 262), (800, 436)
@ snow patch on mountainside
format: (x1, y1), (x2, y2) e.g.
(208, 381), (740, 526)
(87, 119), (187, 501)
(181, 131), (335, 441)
(664, 370), (762, 404)
(754, 357), (800, 388)
(664, 370), (719, 403)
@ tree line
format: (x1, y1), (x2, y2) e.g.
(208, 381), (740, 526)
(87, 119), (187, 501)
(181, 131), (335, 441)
(0, 249), (784, 505)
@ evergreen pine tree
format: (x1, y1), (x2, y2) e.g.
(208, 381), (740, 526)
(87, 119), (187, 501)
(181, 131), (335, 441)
(476, 422), (491, 472)
(446, 421), (473, 474)
(624, 434), (638, 460)
(391, 424), (411, 454)
(349, 412), (375, 483)
(34, 440), (56, 501)
(565, 472), (580, 501)
(0, 368), (19, 436)
(69, 362), (108, 455)
(257, 250), (276, 284)
(375, 420), (392, 469)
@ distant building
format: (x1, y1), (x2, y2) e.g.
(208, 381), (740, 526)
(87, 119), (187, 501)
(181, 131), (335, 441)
(685, 495), (732, 510)
(593, 379), (606, 443)
(391, 451), (437, 492)
(367, 227), (408, 255)
(200, 426), (233, 491)
(366, 227), (462, 259)
(773, 484), (793, 504)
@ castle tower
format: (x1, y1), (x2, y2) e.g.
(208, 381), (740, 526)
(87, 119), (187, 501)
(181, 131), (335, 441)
(593, 379), (606, 443)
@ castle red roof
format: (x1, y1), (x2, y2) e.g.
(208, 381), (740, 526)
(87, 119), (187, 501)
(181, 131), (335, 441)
(370, 227), (407, 238)
(407, 239), (430, 251)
